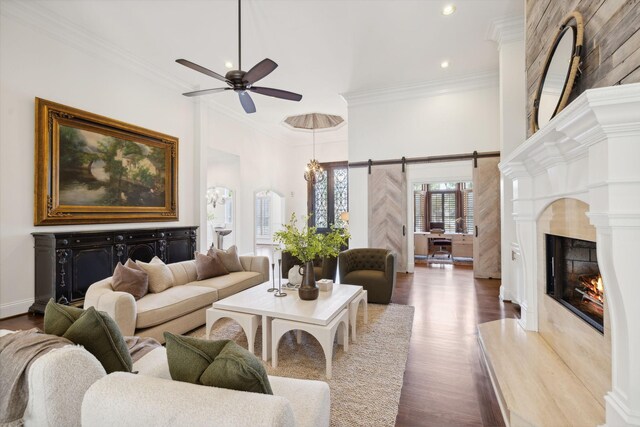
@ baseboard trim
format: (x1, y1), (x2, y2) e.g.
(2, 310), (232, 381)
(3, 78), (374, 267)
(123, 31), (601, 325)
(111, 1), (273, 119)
(0, 299), (34, 319)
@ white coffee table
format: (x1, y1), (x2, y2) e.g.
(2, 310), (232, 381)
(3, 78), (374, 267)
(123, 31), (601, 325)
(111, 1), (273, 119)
(207, 282), (363, 379)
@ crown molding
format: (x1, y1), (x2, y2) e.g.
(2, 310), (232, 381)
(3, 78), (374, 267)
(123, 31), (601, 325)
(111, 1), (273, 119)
(340, 71), (498, 107)
(0, 0), (190, 93)
(0, 0), (288, 142)
(486, 15), (525, 50)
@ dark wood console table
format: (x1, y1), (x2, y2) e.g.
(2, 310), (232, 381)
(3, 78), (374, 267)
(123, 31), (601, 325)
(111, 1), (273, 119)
(30, 226), (197, 314)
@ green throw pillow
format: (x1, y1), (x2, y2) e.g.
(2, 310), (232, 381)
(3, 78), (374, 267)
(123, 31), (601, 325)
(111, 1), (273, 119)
(164, 332), (272, 394)
(43, 299), (85, 336)
(63, 306), (132, 374)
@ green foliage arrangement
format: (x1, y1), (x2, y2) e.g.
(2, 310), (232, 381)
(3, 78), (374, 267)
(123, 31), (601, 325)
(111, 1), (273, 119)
(274, 213), (350, 263)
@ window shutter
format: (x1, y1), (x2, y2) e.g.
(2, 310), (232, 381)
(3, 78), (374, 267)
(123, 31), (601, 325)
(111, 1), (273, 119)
(443, 193), (456, 232)
(430, 193), (443, 223)
(464, 191), (474, 234)
(414, 191), (425, 232)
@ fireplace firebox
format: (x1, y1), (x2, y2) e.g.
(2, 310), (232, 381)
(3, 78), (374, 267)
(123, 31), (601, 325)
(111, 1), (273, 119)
(545, 234), (604, 333)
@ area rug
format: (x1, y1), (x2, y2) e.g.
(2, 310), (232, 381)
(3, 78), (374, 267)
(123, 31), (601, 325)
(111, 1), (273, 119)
(188, 303), (414, 427)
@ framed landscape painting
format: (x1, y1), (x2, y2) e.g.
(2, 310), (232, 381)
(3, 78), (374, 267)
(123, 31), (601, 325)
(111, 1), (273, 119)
(34, 98), (178, 225)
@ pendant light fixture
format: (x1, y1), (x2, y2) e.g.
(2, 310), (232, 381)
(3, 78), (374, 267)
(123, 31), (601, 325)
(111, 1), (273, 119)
(282, 113), (345, 185)
(304, 129), (324, 184)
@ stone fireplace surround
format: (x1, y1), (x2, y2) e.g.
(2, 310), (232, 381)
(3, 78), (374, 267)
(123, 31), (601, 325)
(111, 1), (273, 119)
(500, 83), (640, 426)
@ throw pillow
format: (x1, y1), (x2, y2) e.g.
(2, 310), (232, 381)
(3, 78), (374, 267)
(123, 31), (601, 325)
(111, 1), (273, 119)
(136, 256), (174, 293)
(164, 332), (272, 394)
(194, 252), (229, 280)
(63, 306), (132, 374)
(200, 340), (273, 394)
(112, 260), (149, 300)
(43, 299), (84, 336)
(208, 245), (244, 272)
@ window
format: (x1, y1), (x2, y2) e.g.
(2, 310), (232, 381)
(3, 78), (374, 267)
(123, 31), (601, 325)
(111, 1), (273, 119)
(308, 161), (349, 231)
(461, 182), (474, 235)
(413, 181), (474, 233)
(414, 190), (426, 232)
(255, 193), (271, 237)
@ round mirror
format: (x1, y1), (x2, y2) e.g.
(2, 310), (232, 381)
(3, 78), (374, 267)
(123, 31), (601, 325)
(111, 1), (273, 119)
(532, 11), (583, 132)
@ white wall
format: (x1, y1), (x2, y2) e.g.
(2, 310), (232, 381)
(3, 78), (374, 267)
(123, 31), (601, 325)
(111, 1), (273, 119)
(200, 105), (293, 256)
(0, 13), (196, 317)
(497, 39), (526, 302)
(0, 7), (299, 317)
(347, 85), (500, 248)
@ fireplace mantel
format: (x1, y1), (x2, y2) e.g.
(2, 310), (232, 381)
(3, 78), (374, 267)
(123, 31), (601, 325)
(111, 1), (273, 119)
(499, 83), (640, 426)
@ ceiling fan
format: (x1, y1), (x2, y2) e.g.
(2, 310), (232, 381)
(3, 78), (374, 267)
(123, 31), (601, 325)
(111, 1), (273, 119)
(175, 0), (302, 114)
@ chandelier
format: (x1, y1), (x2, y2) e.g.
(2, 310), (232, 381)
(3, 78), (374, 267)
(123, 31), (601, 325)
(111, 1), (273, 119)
(304, 129), (324, 184)
(283, 112), (344, 185)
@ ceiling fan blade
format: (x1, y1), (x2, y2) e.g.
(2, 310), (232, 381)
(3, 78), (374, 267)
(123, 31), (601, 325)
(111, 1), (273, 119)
(182, 87), (231, 97)
(176, 59), (229, 84)
(244, 58), (278, 85)
(238, 91), (256, 114)
(249, 86), (302, 102)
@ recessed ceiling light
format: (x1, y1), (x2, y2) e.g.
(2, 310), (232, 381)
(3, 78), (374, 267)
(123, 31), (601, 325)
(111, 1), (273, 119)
(440, 60), (450, 69)
(442, 4), (456, 15)
(224, 61), (234, 69)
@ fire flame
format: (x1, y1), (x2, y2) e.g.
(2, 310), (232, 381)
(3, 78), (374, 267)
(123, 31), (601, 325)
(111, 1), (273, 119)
(580, 274), (604, 304)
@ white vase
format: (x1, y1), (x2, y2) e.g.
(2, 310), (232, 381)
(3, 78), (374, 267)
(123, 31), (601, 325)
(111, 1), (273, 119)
(288, 265), (302, 285)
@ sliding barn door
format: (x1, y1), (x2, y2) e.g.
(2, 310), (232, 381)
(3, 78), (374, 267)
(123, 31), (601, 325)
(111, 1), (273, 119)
(368, 164), (407, 272)
(472, 157), (501, 278)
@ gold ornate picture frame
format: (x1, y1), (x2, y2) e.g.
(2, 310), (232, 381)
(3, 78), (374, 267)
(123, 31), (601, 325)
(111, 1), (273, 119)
(34, 98), (178, 225)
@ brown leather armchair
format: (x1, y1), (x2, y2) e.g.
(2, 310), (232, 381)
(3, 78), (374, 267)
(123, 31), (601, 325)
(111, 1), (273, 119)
(280, 251), (338, 281)
(338, 248), (396, 304)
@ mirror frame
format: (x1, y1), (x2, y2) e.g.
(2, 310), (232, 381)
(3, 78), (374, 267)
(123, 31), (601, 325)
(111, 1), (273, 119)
(531, 11), (584, 133)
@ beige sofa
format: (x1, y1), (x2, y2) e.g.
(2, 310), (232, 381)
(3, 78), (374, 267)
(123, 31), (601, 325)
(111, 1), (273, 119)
(84, 255), (269, 342)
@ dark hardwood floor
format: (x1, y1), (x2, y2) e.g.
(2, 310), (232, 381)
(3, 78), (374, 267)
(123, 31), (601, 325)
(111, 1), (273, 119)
(0, 261), (516, 426)
(393, 263), (517, 427)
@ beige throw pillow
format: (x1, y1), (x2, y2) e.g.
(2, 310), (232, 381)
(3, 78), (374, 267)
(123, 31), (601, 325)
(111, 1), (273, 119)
(136, 256), (174, 293)
(208, 245), (244, 272)
(195, 252), (229, 280)
(112, 260), (149, 300)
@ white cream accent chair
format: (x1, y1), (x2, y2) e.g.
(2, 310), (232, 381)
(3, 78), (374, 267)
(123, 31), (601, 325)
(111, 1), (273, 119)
(84, 256), (269, 343)
(1, 330), (331, 427)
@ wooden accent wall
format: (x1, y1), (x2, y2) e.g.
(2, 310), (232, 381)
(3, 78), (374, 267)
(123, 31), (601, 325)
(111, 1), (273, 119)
(526, 0), (640, 136)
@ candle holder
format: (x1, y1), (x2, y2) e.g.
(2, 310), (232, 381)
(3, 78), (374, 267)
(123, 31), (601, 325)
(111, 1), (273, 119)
(274, 259), (287, 297)
(267, 263), (277, 292)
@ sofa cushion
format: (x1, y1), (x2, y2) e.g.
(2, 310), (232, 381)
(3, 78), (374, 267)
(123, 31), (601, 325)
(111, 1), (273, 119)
(135, 285), (219, 329)
(195, 271), (263, 299)
(208, 245), (244, 272)
(136, 257), (174, 293)
(164, 333), (272, 395)
(195, 252), (229, 280)
(43, 299), (84, 336)
(167, 260), (198, 286)
(112, 260), (148, 300)
(63, 306), (133, 374)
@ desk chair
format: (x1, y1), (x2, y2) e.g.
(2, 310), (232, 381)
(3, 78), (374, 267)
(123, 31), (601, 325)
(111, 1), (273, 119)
(429, 223), (452, 258)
